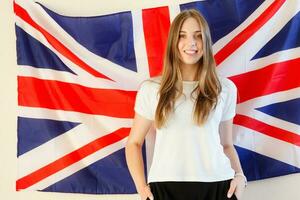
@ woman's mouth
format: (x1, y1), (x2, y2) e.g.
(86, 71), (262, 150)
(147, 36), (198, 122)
(184, 50), (198, 55)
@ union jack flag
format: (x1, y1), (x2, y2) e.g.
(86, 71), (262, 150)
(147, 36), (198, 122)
(15, 0), (300, 194)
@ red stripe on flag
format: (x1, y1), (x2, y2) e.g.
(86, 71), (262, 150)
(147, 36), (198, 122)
(16, 128), (130, 190)
(230, 58), (300, 103)
(142, 7), (171, 77)
(234, 114), (300, 147)
(214, 0), (286, 65)
(14, 2), (112, 80)
(18, 76), (136, 118)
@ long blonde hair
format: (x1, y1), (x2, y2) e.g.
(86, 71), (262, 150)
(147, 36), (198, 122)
(154, 9), (222, 129)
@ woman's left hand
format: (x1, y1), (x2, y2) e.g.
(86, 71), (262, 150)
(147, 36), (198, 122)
(227, 176), (246, 199)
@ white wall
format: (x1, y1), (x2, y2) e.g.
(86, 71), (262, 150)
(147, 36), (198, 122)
(0, 0), (299, 199)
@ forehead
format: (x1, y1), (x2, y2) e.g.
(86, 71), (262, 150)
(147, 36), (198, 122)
(180, 17), (201, 32)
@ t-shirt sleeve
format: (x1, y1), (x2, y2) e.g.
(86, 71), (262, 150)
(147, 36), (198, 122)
(221, 78), (238, 121)
(134, 81), (155, 120)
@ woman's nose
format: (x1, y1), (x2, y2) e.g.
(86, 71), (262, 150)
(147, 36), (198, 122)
(187, 37), (197, 46)
(189, 39), (196, 47)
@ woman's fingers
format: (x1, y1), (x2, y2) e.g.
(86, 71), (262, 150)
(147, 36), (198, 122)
(145, 185), (153, 196)
(141, 185), (154, 200)
(144, 194), (154, 200)
(227, 179), (237, 198)
(230, 176), (246, 199)
(234, 191), (241, 199)
(146, 188), (154, 200)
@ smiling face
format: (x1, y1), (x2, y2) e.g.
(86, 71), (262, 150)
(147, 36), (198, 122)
(177, 17), (203, 68)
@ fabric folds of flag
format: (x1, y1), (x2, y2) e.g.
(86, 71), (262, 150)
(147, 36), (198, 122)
(15, 0), (300, 194)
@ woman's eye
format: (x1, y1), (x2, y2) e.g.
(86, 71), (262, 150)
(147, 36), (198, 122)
(179, 34), (185, 38)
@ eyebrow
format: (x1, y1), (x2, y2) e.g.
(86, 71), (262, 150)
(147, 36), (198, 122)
(179, 30), (202, 33)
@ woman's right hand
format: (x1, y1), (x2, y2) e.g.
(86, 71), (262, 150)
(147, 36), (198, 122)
(139, 184), (154, 200)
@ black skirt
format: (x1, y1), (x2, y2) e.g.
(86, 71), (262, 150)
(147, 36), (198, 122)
(148, 179), (238, 200)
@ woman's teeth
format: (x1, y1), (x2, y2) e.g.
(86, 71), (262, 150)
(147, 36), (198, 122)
(184, 50), (198, 54)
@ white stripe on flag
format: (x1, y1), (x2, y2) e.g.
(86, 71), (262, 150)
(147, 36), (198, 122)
(132, 9), (151, 80)
(168, 4), (181, 23)
(18, 113), (132, 178)
(237, 87), (300, 136)
(247, 47), (300, 73)
(17, 65), (137, 90)
(234, 124), (300, 168)
(25, 137), (128, 190)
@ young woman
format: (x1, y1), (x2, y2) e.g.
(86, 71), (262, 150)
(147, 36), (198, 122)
(125, 9), (247, 200)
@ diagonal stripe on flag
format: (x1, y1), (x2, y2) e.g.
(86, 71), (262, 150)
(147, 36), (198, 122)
(14, 2), (112, 80)
(16, 127), (130, 190)
(214, 0), (286, 65)
(235, 114), (300, 146)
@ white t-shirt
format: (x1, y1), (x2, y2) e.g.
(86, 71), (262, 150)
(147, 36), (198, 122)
(134, 76), (237, 183)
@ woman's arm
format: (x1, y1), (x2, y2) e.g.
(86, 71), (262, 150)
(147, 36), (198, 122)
(125, 112), (153, 198)
(219, 118), (247, 199)
(219, 119), (243, 173)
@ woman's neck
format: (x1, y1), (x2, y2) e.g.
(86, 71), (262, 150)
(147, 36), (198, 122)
(179, 64), (198, 81)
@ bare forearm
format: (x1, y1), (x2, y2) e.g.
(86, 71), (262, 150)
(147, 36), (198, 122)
(223, 145), (243, 173)
(125, 143), (147, 193)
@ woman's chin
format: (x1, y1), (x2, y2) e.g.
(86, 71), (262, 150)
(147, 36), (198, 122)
(181, 59), (201, 66)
